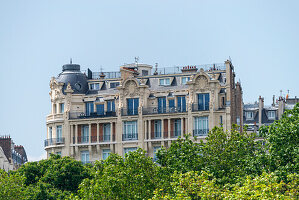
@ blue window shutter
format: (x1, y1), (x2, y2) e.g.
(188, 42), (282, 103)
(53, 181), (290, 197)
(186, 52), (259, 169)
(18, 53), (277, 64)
(198, 94), (203, 110)
(107, 101), (111, 111)
(127, 99), (133, 115)
(169, 99), (174, 108)
(158, 97), (166, 113)
(134, 98), (139, 114)
(177, 96), (182, 111)
(97, 104), (104, 115)
(182, 96), (186, 111)
(205, 94), (209, 110)
(112, 100), (115, 112)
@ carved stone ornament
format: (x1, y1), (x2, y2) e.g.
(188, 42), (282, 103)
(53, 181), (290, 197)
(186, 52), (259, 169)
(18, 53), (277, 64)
(124, 80), (139, 97)
(195, 75), (208, 90)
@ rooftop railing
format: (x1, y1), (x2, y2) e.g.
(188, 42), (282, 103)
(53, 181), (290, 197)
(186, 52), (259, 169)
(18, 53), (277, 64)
(69, 111), (116, 119)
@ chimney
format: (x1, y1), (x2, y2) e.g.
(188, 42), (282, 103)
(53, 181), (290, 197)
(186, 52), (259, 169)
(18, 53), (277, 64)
(258, 96), (264, 128)
(272, 95), (275, 106)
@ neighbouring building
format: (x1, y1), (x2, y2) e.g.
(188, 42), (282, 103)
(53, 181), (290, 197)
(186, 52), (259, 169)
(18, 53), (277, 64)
(243, 95), (298, 133)
(0, 135), (28, 171)
(45, 59), (243, 163)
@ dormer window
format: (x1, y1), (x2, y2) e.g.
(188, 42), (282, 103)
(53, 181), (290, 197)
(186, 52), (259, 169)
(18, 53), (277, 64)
(90, 83), (100, 90)
(181, 77), (190, 84)
(110, 82), (120, 88)
(245, 111), (253, 120)
(268, 111), (276, 119)
(159, 78), (170, 86)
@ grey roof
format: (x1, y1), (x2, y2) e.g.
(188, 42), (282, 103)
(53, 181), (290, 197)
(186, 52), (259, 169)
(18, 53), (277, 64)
(56, 64), (89, 94)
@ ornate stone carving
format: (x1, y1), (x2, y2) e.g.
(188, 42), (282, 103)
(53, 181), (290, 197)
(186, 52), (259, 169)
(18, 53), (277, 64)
(195, 75), (209, 91)
(124, 80), (139, 97)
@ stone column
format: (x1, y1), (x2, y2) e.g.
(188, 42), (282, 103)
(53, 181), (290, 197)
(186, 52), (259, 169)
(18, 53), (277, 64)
(70, 124), (73, 144)
(181, 117), (184, 136)
(75, 124), (78, 144)
(168, 118), (171, 139)
(161, 118), (164, 139)
(89, 123), (91, 143)
(97, 123), (99, 142)
(148, 119), (151, 139)
(110, 122), (113, 142)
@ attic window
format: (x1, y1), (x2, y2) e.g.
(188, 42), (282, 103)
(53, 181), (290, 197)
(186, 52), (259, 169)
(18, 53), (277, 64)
(110, 82), (120, 88)
(159, 78), (170, 86)
(245, 111), (253, 120)
(181, 77), (190, 84)
(90, 83), (100, 90)
(268, 111), (276, 119)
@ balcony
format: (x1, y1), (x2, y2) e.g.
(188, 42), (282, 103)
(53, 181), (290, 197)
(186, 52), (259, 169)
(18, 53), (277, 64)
(192, 104), (209, 112)
(121, 108), (138, 116)
(142, 106), (187, 115)
(122, 133), (138, 141)
(44, 137), (65, 147)
(69, 111), (116, 119)
(193, 129), (209, 137)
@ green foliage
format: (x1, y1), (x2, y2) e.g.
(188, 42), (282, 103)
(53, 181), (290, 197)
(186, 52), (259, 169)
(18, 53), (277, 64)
(77, 148), (160, 199)
(0, 169), (25, 200)
(260, 103), (299, 177)
(157, 134), (203, 173)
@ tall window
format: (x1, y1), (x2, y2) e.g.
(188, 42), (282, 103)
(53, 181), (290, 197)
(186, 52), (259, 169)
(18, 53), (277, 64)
(153, 146), (161, 162)
(123, 121), (138, 141)
(159, 78), (170, 86)
(85, 102), (94, 116)
(56, 125), (62, 139)
(198, 93), (209, 111)
(81, 151), (89, 164)
(154, 120), (161, 138)
(49, 127), (52, 139)
(158, 97), (166, 113)
(102, 149), (111, 160)
(103, 124), (111, 142)
(194, 116), (209, 136)
(96, 104), (104, 115)
(60, 103), (64, 113)
(124, 147), (137, 155)
(107, 100), (115, 112)
(177, 96), (186, 112)
(174, 119), (181, 137)
(82, 125), (89, 143)
(127, 98), (139, 115)
(181, 77), (190, 84)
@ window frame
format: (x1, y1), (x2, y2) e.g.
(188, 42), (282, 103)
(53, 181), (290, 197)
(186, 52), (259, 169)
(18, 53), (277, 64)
(193, 116), (209, 136)
(159, 78), (170, 86)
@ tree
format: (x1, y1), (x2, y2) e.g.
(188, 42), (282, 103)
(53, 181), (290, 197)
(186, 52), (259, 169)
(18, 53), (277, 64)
(0, 169), (26, 200)
(77, 148), (160, 200)
(260, 103), (299, 177)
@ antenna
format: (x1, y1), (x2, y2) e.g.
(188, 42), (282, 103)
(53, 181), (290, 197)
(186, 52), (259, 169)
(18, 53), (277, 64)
(134, 56), (139, 64)
(154, 63), (158, 75)
(70, 58), (72, 64)
(280, 90), (283, 97)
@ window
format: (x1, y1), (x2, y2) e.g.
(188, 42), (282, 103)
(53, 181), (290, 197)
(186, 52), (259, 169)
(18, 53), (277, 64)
(107, 100), (115, 112)
(220, 116), (223, 127)
(60, 103), (64, 113)
(158, 97), (166, 113)
(174, 119), (181, 137)
(81, 151), (89, 164)
(110, 82), (120, 88)
(127, 98), (139, 115)
(268, 111), (276, 119)
(177, 96), (186, 112)
(56, 125), (62, 139)
(194, 116), (209, 136)
(181, 77), (190, 84)
(96, 104), (104, 115)
(56, 152), (61, 156)
(124, 147), (137, 155)
(103, 124), (111, 142)
(53, 104), (57, 114)
(198, 93), (209, 111)
(153, 146), (161, 162)
(123, 121), (138, 141)
(154, 120), (161, 138)
(159, 78), (170, 86)
(49, 127), (52, 139)
(82, 125), (89, 143)
(142, 70), (149, 76)
(245, 111), (254, 120)
(85, 102), (94, 116)
(90, 83), (100, 90)
(102, 149), (111, 160)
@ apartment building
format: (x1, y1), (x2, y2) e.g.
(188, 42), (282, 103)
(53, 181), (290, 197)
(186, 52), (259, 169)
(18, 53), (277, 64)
(45, 60), (243, 163)
(0, 135), (28, 170)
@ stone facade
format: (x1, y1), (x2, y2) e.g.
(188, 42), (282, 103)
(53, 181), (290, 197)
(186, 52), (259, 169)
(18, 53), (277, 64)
(45, 60), (243, 162)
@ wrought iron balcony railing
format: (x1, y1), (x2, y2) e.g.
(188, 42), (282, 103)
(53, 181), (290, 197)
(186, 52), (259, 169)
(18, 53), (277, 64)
(122, 133), (138, 141)
(193, 129), (209, 137)
(44, 137), (65, 147)
(192, 104), (209, 112)
(142, 106), (187, 115)
(69, 111), (116, 119)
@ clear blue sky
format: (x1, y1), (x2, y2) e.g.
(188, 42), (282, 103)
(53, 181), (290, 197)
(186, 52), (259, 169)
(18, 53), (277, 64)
(0, 0), (298, 161)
